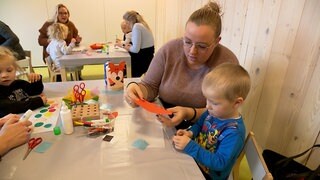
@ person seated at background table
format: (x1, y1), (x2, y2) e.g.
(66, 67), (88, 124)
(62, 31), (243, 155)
(38, 4), (82, 63)
(125, 2), (238, 129)
(0, 21), (26, 60)
(121, 10), (154, 77)
(172, 63), (251, 180)
(38, 3), (82, 80)
(115, 21), (132, 47)
(0, 114), (32, 160)
(46, 23), (83, 82)
(0, 46), (47, 118)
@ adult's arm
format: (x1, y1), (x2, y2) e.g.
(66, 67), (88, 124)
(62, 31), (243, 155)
(129, 23), (143, 53)
(0, 118), (31, 156)
(0, 21), (20, 47)
(38, 22), (50, 47)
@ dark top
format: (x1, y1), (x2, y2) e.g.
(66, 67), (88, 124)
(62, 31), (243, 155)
(0, 77), (44, 117)
(0, 21), (26, 60)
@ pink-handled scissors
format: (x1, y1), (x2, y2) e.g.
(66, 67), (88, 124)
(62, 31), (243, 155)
(73, 82), (86, 103)
(23, 137), (43, 160)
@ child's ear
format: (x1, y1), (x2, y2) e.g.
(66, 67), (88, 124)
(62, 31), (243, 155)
(233, 97), (244, 108)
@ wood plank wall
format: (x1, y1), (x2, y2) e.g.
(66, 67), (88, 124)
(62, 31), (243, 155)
(155, 0), (320, 169)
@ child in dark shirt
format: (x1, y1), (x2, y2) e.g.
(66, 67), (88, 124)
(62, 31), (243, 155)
(0, 46), (47, 118)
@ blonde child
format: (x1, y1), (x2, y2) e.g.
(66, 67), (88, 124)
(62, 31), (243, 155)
(46, 23), (83, 81)
(172, 63), (251, 180)
(0, 46), (47, 118)
(115, 21), (132, 47)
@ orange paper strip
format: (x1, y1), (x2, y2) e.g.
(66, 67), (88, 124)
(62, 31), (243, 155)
(134, 99), (172, 115)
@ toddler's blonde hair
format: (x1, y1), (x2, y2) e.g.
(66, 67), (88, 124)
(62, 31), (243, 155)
(202, 63), (251, 101)
(0, 46), (23, 74)
(47, 23), (69, 40)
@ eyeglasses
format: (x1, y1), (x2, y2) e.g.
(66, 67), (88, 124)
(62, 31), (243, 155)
(182, 38), (216, 52)
(58, 12), (68, 15)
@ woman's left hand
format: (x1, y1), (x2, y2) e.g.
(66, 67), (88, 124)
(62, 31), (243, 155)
(28, 73), (41, 83)
(156, 106), (189, 127)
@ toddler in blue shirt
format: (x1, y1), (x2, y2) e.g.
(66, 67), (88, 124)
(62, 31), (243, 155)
(173, 63), (251, 180)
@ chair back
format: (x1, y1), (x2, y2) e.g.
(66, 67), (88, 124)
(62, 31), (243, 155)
(45, 56), (61, 82)
(16, 50), (34, 74)
(44, 56), (79, 82)
(231, 131), (273, 180)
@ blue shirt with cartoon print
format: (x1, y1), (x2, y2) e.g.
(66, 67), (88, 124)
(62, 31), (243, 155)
(183, 110), (246, 180)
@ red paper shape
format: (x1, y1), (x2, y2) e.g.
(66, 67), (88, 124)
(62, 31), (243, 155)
(90, 43), (103, 50)
(134, 99), (172, 115)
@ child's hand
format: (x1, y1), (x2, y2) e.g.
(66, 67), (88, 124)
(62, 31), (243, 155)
(157, 106), (190, 127)
(28, 73), (41, 83)
(172, 134), (191, 150)
(176, 129), (193, 138)
(40, 94), (47, 104)
(71, 38), (77, 44)
(114, 42), (122, 48)
(75, 35), (82, 44)
(124, 44), (131, 51)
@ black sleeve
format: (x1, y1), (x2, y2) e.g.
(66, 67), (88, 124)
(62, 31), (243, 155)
(24, 76), (44, 95)
(0, 96), (44, 115)
(0, 21), (20, 47)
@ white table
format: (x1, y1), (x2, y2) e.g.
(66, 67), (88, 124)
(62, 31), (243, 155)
(59, 46), (131, 82)
(0, 80), (204, 180)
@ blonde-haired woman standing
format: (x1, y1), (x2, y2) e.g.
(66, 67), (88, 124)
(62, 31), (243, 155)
(122, 11), (154, 77)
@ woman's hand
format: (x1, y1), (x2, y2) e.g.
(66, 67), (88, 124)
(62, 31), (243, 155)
(156, 106), (191, 127)
(0, 118), (32, 155)
(124, 82), (144, 107)
(28, 73), (41, 83)
(0, 114), (20, 127)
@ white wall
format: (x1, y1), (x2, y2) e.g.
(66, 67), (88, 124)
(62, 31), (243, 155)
(0, 0), (156, 66)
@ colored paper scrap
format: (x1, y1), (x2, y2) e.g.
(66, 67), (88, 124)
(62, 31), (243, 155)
(134, 99), (172, 115)
(132, 139), (149, 150)
(34, 141), (52, 153)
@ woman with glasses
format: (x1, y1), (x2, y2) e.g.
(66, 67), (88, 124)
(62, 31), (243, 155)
(38, 4), (82, 81)
(125, 1), (239, 129)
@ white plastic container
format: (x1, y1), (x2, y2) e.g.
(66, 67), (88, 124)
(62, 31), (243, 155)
(60, 102), (74, 134)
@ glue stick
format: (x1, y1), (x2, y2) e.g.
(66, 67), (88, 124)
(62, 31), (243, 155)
(60, 102), (74, 134)
(19, 109), (33, 122)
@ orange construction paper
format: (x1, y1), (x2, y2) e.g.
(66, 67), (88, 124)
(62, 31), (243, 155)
(134, 99), (172, 115)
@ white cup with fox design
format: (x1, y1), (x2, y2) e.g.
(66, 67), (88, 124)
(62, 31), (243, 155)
(104, 61), (126, 90)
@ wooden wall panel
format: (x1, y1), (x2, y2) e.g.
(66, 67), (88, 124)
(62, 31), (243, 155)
(155, 0), (319, 168)
(265, 0), (320, 168)
(253, 0), (305, 148)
